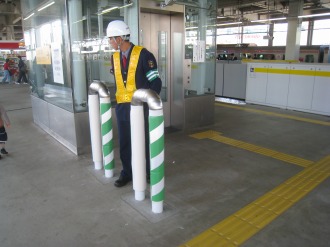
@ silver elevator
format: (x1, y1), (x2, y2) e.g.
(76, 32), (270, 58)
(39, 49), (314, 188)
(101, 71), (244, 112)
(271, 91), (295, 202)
(139, 7), (185, 128)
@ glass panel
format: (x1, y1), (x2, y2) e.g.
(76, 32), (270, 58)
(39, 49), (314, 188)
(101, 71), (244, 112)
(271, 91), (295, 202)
(184, 0), (216, 96)
(22, 0), (73, 112)
(70, 0), (126, 108)
(158, 31), (167, 102)
(173, 33), (183, 102)
(21, 0), (129, 112)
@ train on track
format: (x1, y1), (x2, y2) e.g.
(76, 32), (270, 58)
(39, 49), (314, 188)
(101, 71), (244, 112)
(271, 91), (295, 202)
(217, 44), (329, 63)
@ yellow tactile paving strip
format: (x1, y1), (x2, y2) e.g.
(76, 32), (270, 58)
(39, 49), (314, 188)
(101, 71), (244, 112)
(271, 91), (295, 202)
(190, 131), (314, 168)
(181, 155), (330, 247)
(215, 102), (330, 127)
(184, 116), (330, 247)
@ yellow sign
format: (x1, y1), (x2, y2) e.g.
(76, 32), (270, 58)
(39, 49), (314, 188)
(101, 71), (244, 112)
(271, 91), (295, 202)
(36, 46), (51, 64)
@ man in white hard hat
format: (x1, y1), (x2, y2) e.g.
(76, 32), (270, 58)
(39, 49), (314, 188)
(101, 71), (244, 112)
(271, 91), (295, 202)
(107, 20), (162, 187)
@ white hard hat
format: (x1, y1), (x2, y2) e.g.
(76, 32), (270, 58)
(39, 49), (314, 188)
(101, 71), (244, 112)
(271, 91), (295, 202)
(106, 20), (130, 38)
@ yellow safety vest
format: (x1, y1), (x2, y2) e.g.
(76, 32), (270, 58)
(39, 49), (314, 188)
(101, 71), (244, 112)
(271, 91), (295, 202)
(113, 46), (143, 103)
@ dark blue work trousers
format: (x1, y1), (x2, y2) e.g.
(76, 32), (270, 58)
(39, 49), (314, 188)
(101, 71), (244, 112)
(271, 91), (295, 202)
(116, 104), (150, 180)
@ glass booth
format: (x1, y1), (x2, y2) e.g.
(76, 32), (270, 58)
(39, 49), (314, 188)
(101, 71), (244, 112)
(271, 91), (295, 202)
(21, 0), (129, 154)
(21, 0), (216, 154)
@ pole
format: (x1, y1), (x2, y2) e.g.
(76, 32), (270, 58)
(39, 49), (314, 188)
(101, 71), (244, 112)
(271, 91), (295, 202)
(89, 81), (115, 178)
(131, 89), (164, 213)
(100, 97), (115, 178)
(149, 109), (165, 213)
(131, 105), (146, 201)
(88, 94), (102, 170)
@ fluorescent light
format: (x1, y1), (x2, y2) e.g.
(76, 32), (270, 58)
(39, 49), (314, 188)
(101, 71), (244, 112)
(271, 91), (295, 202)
(102, 6), (118, 13)
(98, 3), (133, 15)
(217, 21), (242, 26)
(185, 27), (198, 30)
(251, 17), (286, 23)
(72, 16), (87, 24)
(99, 6), (118, 15)
(23, 13), (35, 21)
(38, 1), (55, 12)
(118, 3), (133, 9)
(217, 16), (226, 19)
(298, 12), (330, 18)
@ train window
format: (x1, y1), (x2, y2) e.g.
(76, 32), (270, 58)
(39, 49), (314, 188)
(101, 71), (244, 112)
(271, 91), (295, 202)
(217, 54), (228, 60)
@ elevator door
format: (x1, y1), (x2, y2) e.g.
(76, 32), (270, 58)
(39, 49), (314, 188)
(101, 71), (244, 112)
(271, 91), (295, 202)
(140, 13), (173, 128)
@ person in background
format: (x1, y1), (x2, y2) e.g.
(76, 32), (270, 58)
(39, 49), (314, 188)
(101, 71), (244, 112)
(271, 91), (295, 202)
(0, 104), (11, 159)
(230, 53), (237, 60)
(16, 56), (28, 84)
(1, 59), (11, 84)
(107, 20), (162, 187)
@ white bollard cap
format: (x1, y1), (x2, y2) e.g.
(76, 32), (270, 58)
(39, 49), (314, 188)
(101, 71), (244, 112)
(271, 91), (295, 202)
(135, 191), (145, 201)
(94, 161), (103, 170)
(152, 201), (163, 214)
(104, 169), (114, 178)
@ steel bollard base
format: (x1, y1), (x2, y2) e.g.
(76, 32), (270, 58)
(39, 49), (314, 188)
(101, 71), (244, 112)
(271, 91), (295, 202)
(94, 161), (103, 170)
(152, 201), (163, 214)
(135, 191), (145, 201)
(104, 169), (114, 178)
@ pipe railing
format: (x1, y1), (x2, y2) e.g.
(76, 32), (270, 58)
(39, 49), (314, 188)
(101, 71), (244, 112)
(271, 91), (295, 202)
(88, 80), (115, 178)
(130, 89), (165, 213)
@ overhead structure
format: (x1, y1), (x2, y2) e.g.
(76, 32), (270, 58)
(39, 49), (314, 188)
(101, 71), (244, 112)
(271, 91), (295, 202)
(215, 0), (330, 25)
(0, 0), (23, 40)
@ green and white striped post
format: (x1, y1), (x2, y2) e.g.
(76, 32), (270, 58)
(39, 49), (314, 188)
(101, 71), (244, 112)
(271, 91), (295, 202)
(149, 109), (165, 214)
(131, 89), (164, 213)
(100, 97), (115, 178)
(89, 81), (115, 178)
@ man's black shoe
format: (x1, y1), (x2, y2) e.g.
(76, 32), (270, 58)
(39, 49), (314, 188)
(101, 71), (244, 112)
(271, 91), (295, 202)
(114, 176), (131, 187)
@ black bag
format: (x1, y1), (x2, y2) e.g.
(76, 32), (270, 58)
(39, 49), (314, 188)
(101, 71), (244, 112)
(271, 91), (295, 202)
(21, 64), (27, 73)
(0, 126), (8, 142)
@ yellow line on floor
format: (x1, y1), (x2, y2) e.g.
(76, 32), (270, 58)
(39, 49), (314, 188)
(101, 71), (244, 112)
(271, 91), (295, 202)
(190, 131), (314, 168)
(215, 102), (330, 127)
(180, 155), (330, 247)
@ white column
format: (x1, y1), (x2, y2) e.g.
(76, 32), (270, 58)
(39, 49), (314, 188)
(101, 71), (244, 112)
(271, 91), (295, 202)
(285, 0), (304, 60)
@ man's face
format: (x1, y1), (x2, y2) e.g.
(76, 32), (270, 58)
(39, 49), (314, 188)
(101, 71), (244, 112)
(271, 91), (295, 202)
(109, 36), (119, 50)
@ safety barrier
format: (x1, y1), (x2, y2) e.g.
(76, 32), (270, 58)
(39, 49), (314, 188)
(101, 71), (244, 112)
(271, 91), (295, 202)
(88, 81), (115, 178)
(131, 89), (165, 213)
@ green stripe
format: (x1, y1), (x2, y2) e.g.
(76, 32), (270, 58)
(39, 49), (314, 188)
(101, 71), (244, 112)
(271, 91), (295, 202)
(149, 116), (163, 131)
(101, 121), (112, 135)
(146, 70), (159, 80)
(104, 160), (115, 170)
(103, 141), (113, 155)
(151, 163), (164, 184)
(150, 135), (164, 158)
(100, 104), (111, 113)
(152, 188), (165, 202)
(148, 74), (159, 82)
(146, 69), (158, 77)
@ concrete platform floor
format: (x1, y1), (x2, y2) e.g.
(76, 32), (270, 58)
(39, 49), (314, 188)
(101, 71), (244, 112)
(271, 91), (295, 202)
(0, 84), (329, 247)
